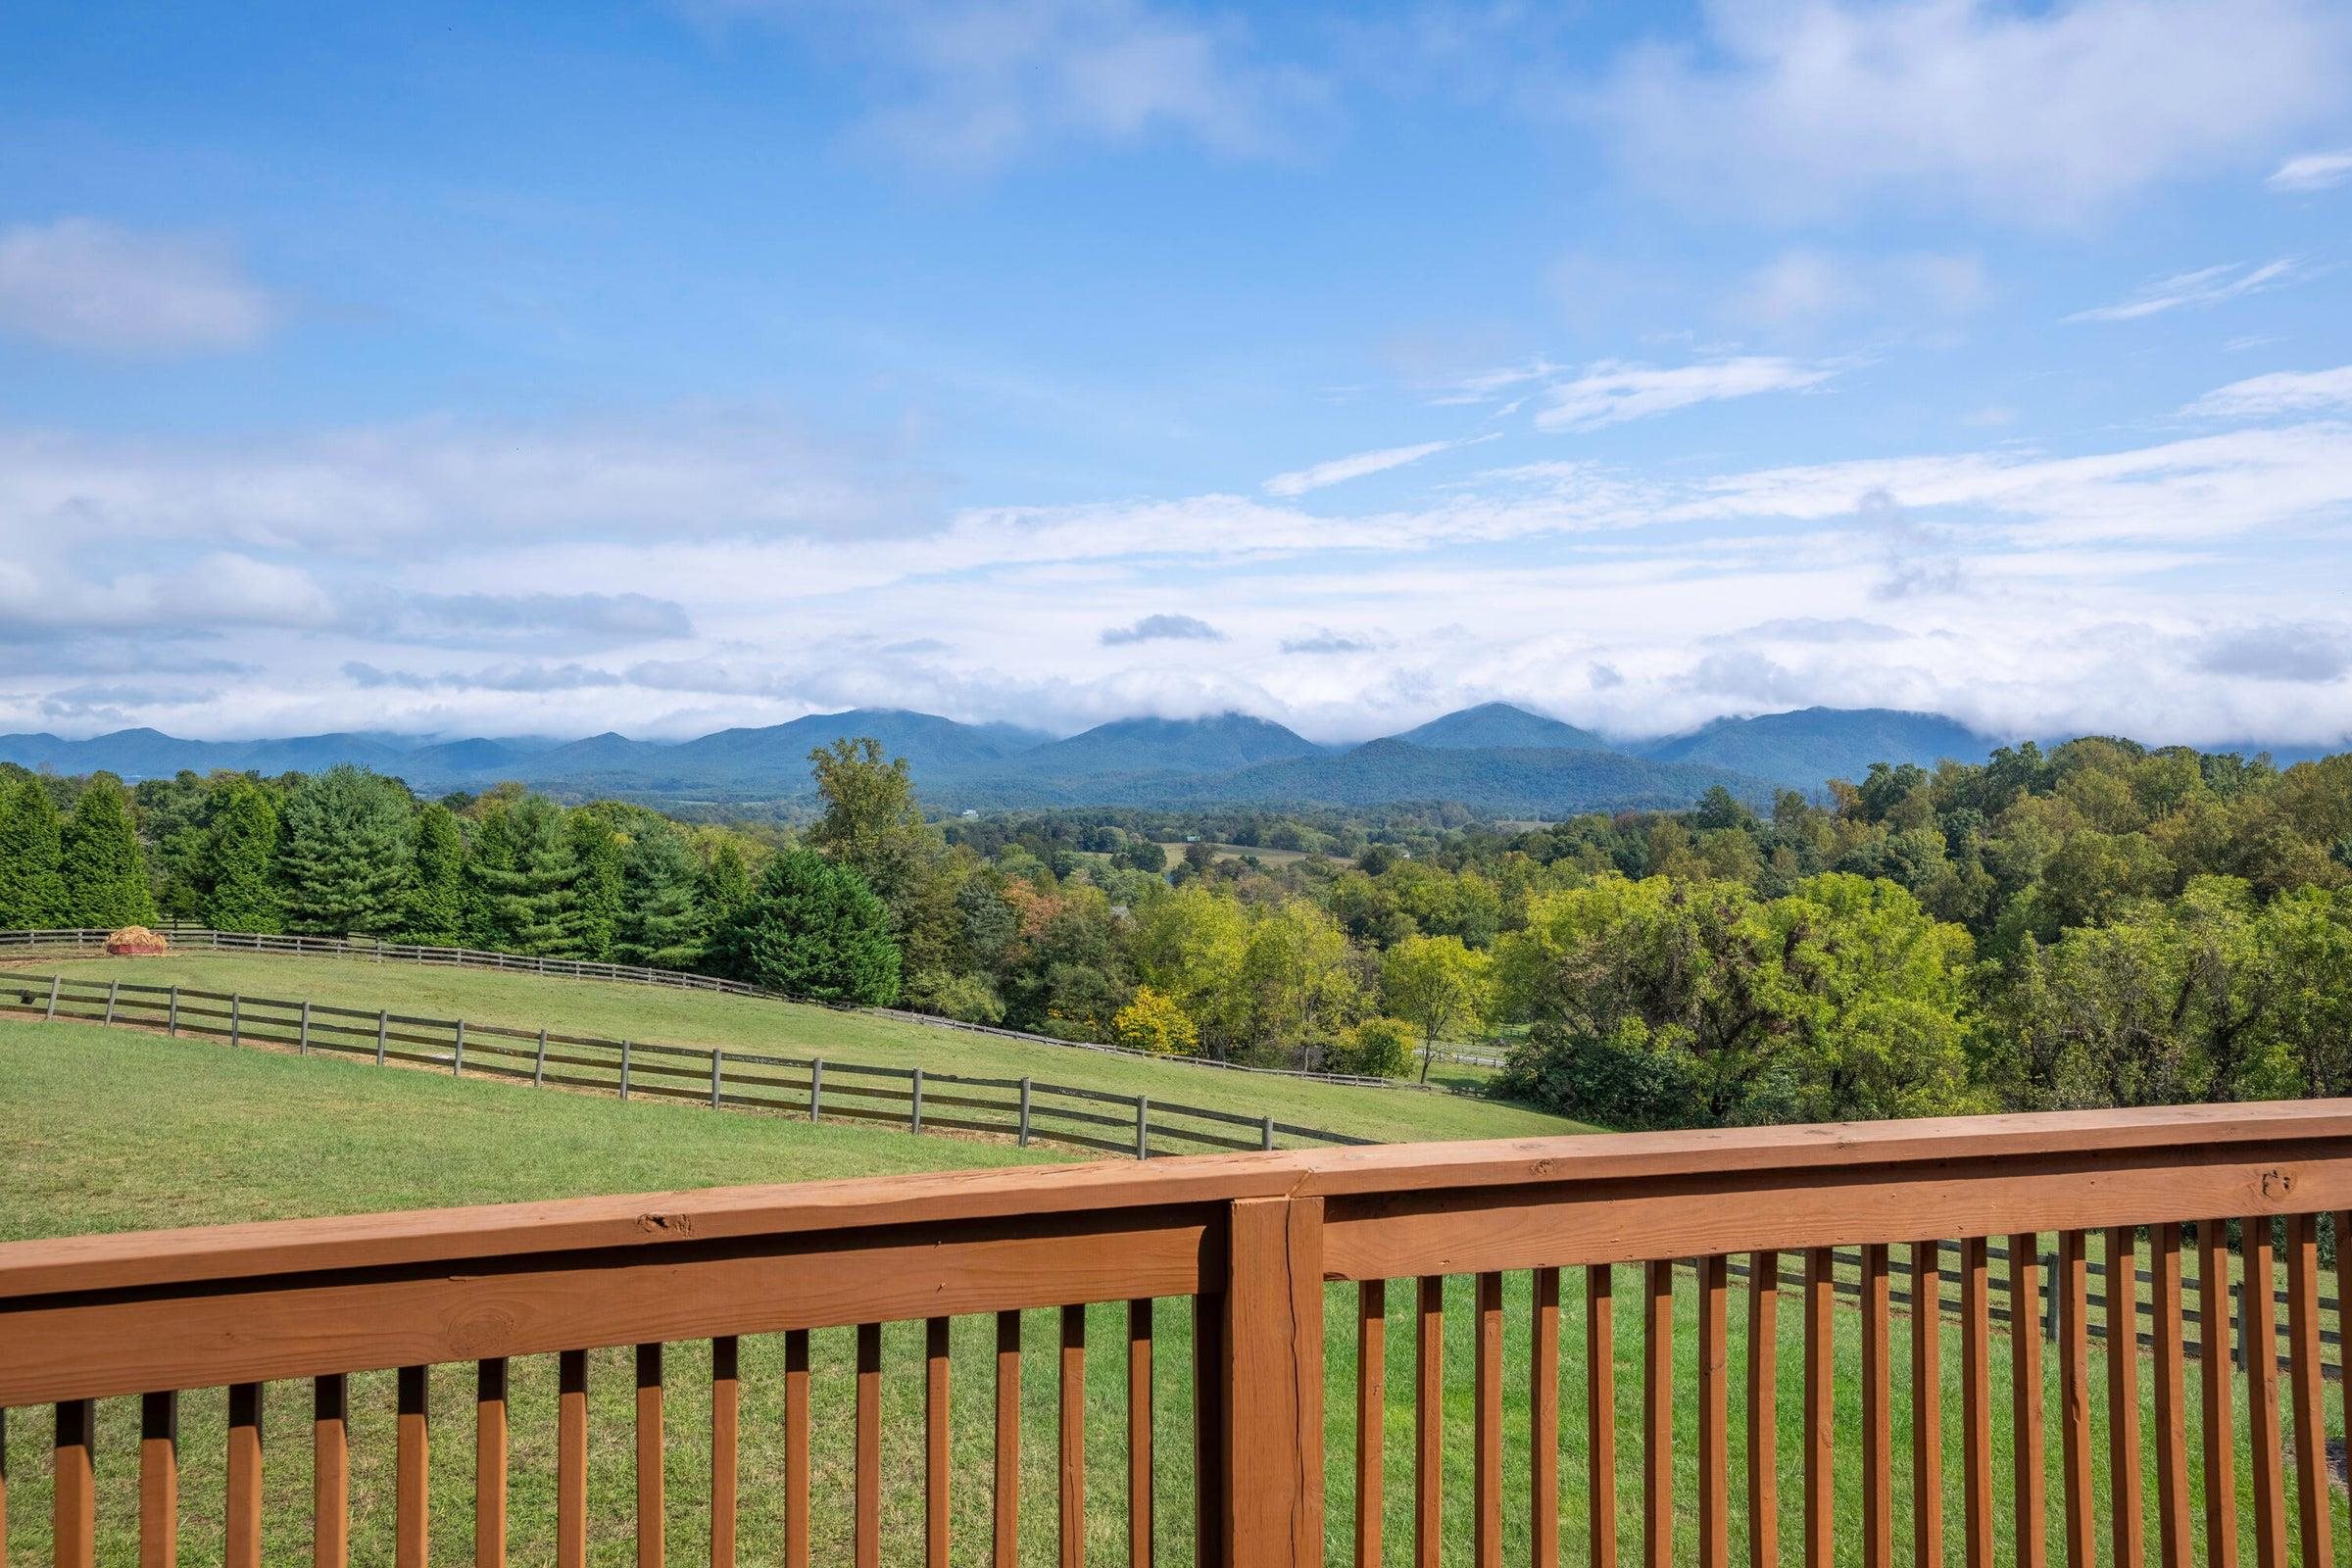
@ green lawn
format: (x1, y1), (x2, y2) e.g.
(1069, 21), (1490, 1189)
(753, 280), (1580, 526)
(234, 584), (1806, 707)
(0, 1018), (2337, 1566)
(14, 946), (1584, 1146)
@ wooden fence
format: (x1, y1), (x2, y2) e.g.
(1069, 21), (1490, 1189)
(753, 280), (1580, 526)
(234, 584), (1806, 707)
(0, 927), (1423, 1091)
(1, 1102), (2346, 1567)
(0, 970), (1370, 1160)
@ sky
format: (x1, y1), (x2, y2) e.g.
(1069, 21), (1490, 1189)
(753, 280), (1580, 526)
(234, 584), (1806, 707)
(2, 0), (2350, 749)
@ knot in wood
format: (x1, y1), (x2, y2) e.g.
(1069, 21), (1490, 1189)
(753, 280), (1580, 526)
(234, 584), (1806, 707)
(2260, 1167), (2294, 1200)
(636, 1211), (694, 1235)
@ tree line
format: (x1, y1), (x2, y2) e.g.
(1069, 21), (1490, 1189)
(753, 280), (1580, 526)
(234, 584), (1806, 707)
(6, 732), (2349, 1130)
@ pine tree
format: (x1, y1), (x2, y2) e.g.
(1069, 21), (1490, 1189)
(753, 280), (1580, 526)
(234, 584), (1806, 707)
(402, 802), (466, 943)
(713, 848), (900, 1004)
(60, 774), (156, 927)
(565, 808), (624, 961)
(697, 839), (752, 930)
(0, 777), (68, 927)
(194, 775), (283, 932)
(615, 826), (708, 968)
(466, 794), (578, 956)
(278, 765), (416, 935)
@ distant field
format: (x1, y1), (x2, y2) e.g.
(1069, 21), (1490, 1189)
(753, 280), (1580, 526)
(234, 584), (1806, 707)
(21, 948), (1588, 1146)
(1153, 840), (1330, 870)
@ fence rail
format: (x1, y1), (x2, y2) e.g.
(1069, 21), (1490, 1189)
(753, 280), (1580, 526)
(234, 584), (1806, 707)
(0, 1102), (2346, 1567)
(0, 970), (1371, 1159)
(0, 926), (1428, 1090)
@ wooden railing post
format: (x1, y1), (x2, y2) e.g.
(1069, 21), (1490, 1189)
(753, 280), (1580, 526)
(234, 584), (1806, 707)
(910, 1067), (924, 1135)
(1223, 1195), (1324, 1568)
(1018, 1077), (1032, 1146)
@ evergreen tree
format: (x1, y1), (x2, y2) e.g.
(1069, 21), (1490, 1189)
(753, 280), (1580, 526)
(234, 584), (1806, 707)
(402, 802), (466, 943)
(714, 848), (900, 1004)
(466, 793), (578, 956)
(60, 774), (156, 927)
(564, 808), (624, 961)
(615, 825), (709, 968)
(194, 775), (282, 932)
(278, 765), (416, 935)
(0, 777), (68, 927)
(697, 838), (753, 929)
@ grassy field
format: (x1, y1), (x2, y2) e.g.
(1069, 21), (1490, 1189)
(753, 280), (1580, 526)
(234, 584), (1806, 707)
(1, 1018), (2340, 1566)
(1154, 841), (1330, 871)
(17, 947), (1575, 1143)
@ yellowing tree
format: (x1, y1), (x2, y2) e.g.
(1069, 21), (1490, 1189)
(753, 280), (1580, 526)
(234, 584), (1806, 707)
(1381, 932), (1494, 1083)
(1113, 986), (1200, 1055)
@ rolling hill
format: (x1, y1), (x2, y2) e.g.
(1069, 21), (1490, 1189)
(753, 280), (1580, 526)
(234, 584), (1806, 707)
(1390, 701), (1608, 752)
(1635, 707), (2002, 791)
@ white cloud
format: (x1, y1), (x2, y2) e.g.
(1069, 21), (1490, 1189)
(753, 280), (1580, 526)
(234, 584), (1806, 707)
(2064, 259), (2300, 322)
(1534, 357), (1841, 431)
(693, 0), (1324, 173)
(2268, 147), (2352, 192)
(1590, 0), (2352, 223)
(0, 219), (276, 354)
(2182, 365), (2352, 419)
(1734, 249), (1988, 330)
(1264, 438), (1455, 497)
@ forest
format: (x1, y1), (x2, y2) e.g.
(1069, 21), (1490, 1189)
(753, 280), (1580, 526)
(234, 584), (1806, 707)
(2, 732), (2347, 1133)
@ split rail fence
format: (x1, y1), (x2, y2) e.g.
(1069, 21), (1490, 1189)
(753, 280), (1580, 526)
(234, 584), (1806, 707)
(1, 1102), (2347, 1566)
(0, 970), (1369, 1160)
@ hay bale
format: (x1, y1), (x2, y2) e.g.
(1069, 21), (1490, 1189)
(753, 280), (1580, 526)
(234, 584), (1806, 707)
(105, 926), (170, 956)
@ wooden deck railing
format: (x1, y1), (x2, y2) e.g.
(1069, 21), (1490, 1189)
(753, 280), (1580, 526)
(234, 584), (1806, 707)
(1, 1102), (2347, 1566)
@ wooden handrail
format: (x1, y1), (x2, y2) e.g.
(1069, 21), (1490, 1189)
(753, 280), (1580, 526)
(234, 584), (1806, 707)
(5, 1101), (2348, 1567)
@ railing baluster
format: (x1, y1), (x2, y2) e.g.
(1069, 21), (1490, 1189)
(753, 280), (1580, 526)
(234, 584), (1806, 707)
(1642, 1261), (1673, 1568)
(1588, 1265), (1615, 1568)
(2194, 1224), (2239, 1568)
(786, 1330), (811, 1568)
(559, 1350), (588, 1568)
(1697, 1254), (1728, 1568)
(227, 1382), (263, 1568)
(995, 1311), (1021, 1568)
(397, 1365), (429, 1568)
(476, 1359), (508, 1568)
(1860, 1244), (1891, 1568)
(1912, 1240), (1943, 1568)
(141, 1390), (178, 1568)
(2059, 1232), (2092, 1568)
(2103, 1228), (2144, 1568)
(712, 1339), (738, 1568)
(1358, 1280), (1388, 1568)
(314, 1376), (346, 1568)
(1746, 1251), (1778, 1568)
(2146, 1226), (2189, 1568)
(2285, 1213), (2331, 1568)
(1532, 1267), (1560, 1568)
(1478, 1271), (1505, 1568)
(1059, 1306), (1086, 1568)
(858, 1323), (883, 1568)
(55, 1399), (93, 1568)
(2008, 1234), (2046, 1568)
(1193, 1295), (1223, 1568)
(1417, 1274), (1445, 1568)
(926, 1319), (952, 1568)
(637, 1344), (664, 1568)
(1802, 1247), (1833, 1568)
(1963, 1236), (1993, 1568)
(2243, 1218), (2287, 1568)
(1126, 1301), (1152, 1568)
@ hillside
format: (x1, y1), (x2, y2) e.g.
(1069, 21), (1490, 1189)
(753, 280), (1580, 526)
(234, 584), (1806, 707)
(1391, 702), (1607, 752)
(1139, 738), (1773, 815)
(1637, 707), (2001, 791)
(1007, 711), (1324, 779)
(37, 949), (1587, 1145)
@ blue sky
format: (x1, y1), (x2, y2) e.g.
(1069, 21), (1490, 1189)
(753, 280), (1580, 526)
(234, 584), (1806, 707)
(3, 0), (2350, 746)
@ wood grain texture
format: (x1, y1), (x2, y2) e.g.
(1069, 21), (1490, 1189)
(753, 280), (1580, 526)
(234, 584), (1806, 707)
(2101, 1229), (2143, 1568)
(2242, 1219), (2286, 1568)
(1421, 1275), (1447, 1568)
(397, 1364), (429, 1568)
(1913, 1241), (1944, 1568)
(1588, 1265), (1616, 1568)
(54, 1399), (93, 1568)
(2194, 1226), (2237, 1568)
(1061, 1304), (1087, 1568)
(636, 1344), (664, 1568)
(1962, 1237), (1993, 1568)
(1803, 1249), (1833, 1568)
(227, 1382), (263, 1568)
(1127, 1299), (1152, 1568)
(142, 1390), (179, 1568)
(1357, 1282), (1387, 1568)
(1860, 1245), (1891, 1568)
(1532, 1268), (1561, 1568)
(1643, 1261), (1673, 1568)
(786, 1330), (811, 1568)
(2148, 1228), (2189, 1568)
(2059, 1233), (2091, 1568)
(1224, 1195), (1324, 1568)
(559, 1350), (587, 1568)
(858, 1322), (883, 1568)
(1194, 1292), (1225, 1568)
(2007, 1234), (2045, 1568)
(712, 1339), (738, 1568)
(1477, 1271), (1505, 1568)
(476, 1358), (508, 1568)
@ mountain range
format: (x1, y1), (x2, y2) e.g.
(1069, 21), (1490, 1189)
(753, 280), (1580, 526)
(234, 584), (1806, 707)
(5, 703), (2321, 819)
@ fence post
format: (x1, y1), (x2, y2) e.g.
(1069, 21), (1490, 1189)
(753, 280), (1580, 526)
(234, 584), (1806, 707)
(452, 1020), (466, 1076)
(167, 986), (178, 1037)
(1135, 1096), (1150, 1160)
(44, 975), (59, 1020)
(910, 1067), (924, 1134)
(102, 979), (119, 1025)
(710, 1050), (724, 1109)
(533, 1027), (549, 1087)
(619, 1040), (631, 1101)
(1261, 1113), (1275, 1152)
(229, 994), (241, 1048)
(297, 1000), (311, 1054)
(1222, 1196), (1325, 1566)
(1018, 1077), (1033, 1147)
(809, 1058), (824, 1123)
(375, 1009), (389, 1065)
